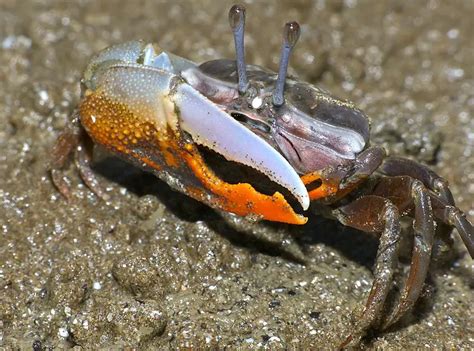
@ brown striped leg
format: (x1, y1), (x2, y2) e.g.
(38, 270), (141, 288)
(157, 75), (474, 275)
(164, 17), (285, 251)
(75, 134), (109, 200)
(50, 111), (107, 200)
(371, 175), (471, 329)
(49, 112), (82, 200)
(333, 196), (401, 348)
(381, 180), (435, 328)
(379, 157), (455, 205)
(435, 205), (474, 258)
(380, 158), (473, 258)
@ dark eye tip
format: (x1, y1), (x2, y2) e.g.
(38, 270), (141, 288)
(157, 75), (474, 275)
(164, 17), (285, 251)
(229, 4), (246, 31)
(272, 21), (300, 107)
(284, 21), (300, 48)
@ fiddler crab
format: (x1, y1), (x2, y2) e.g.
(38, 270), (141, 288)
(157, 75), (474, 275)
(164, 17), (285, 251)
(50, 4), (473, 347)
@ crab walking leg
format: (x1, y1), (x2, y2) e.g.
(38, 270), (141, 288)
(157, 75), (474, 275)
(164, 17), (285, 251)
(382, 180), (435, 328)
(49, 110), (108, 201)
(429, 195), (474, 258)
(333, 196), (401, 348)
(430, 195), (474, 258)
(51, 168), (72, 200)
(436, 205), (474, 258)
(75, 131), (109, 201)
(50, 112), (81, 170)
(379, 157), (455, 205)
(49, 112), (83, 200)
(380, 158), (474, 258)
(368, 174), (472, 326)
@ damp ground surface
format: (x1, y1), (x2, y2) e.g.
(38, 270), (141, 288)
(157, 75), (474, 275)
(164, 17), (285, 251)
(1, 0), (473, 349)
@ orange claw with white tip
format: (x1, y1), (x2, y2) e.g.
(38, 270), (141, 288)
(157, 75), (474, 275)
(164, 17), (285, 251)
(77, 50), (308, 224)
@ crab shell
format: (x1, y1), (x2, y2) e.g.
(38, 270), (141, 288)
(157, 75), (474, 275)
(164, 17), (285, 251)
(78, 40), (369, 224)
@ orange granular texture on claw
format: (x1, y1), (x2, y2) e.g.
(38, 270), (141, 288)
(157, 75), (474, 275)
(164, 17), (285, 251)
(79, 90), (307, 225)
(79, 90), (167, 171)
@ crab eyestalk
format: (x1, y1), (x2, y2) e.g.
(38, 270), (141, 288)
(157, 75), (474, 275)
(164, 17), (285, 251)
(229, 4), (249, 95)
(272, 21), (300, 107)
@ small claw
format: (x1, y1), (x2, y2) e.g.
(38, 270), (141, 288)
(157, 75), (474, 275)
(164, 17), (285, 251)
(175, 83), (310, 211)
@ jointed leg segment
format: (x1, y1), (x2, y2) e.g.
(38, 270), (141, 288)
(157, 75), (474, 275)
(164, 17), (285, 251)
(331, 156), (473, 346)
(380, 157), (473, 258)
(49, 111), (106, 200)
(334, 196), (401, 347)
(381, 179), (435, 328)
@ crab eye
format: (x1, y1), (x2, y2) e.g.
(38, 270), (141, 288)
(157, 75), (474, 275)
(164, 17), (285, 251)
(272, 21), (300, 107)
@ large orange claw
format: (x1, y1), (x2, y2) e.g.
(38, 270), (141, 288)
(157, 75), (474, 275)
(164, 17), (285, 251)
(80, 84), (307, 225)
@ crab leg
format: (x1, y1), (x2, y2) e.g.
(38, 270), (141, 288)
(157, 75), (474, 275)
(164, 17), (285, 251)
(369, 174), (471, 329)
(75, 130), (109, 200)
(381, 180), (435, 328)
(50, 114), (81, 200)
(333, 196), (401, 347)
(380, 157), (455, 207)
(435, 205), (474, 258)
(50, 112), (107, 200)
(380, 157), (474, 258)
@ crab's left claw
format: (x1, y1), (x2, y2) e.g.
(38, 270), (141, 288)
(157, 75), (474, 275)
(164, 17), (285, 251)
(79, 44), (309, 224)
